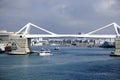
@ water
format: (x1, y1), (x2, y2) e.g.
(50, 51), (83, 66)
(0, 46), (120, 80)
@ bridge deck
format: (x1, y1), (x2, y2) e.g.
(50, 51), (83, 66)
(25, 34), (116, 38)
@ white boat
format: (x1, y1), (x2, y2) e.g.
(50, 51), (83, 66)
(39, 49), (52, 56)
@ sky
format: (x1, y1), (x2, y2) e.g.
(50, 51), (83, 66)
(0, 0), (120, 34)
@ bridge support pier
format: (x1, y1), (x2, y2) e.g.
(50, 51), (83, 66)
(110, 38), (120, 56)
(9, 37), (31, 55)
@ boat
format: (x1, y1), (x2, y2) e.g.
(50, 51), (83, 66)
(39, 48), (52, 56)
(54, 47), (59, 50)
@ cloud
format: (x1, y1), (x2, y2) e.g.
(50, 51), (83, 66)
(94, 0), (120, 17)
(49, 3), (85, 26)
(0, 0), (120, 34)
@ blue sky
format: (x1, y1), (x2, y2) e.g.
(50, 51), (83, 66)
(0, 0), (120, 34)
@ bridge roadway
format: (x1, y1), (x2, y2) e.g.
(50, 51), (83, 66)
(25, 34), (116, 39)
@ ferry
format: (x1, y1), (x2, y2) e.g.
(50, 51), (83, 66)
(39, 48), (52, 56)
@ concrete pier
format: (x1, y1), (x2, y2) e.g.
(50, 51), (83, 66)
(110, 38), (120, 56)
(9, 36), (31, 55)
(0, 30), (32, 54)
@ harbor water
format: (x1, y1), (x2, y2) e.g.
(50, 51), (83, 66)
(0, 46), (120, 80)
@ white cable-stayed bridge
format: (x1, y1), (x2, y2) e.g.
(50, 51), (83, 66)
(4, 22), (120, 55)
(16, 22), (120, 39)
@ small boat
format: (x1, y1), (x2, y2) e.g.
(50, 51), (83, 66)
(54, 47), (59, 50)
(39, 48), (52, 56)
